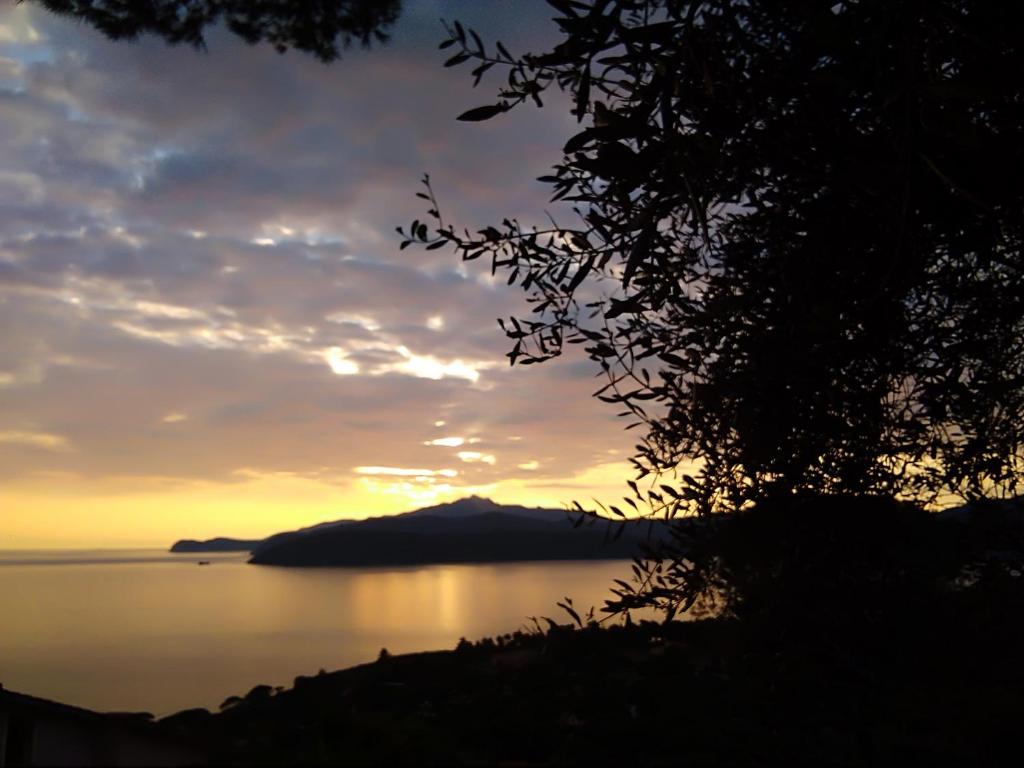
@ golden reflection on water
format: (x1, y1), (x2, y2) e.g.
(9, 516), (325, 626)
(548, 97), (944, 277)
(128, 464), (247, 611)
(0, 552), (639, 715)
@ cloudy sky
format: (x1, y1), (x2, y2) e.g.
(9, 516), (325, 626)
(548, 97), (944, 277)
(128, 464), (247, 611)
(0, 1), (641, 547)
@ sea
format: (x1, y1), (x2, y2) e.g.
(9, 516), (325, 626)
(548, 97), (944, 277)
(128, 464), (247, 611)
(0, 550), (638, 716)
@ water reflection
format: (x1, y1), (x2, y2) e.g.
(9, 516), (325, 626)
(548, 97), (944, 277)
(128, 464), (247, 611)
(0, 551), (637, 715)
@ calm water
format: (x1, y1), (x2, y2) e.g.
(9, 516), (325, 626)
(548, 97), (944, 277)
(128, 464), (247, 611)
(0, 550), (637, 715)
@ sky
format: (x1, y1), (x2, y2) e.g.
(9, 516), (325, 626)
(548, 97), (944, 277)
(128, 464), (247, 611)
(0, 1), (642, 548)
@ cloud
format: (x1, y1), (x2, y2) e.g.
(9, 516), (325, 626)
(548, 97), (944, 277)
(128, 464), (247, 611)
(355, 466), (458, 478)
(0, 2), (640, 535)
(456, 451), (496, 465)
(380, 346), (489, 383)
(426, 436), (463, 447)
(0, 429), (71, 451)
(324, 347), (360, 375)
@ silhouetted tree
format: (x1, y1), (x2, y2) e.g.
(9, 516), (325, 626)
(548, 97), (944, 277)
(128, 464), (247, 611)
(402, 1), (1024, 616)
(27, 0), (402, 61)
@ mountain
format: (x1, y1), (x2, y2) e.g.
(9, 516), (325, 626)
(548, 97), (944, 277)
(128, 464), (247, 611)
(169, 537), (263, 553)
(168, 497), (668, 565)
(247, 497), (663, 567)
(399, 495), (566, 523)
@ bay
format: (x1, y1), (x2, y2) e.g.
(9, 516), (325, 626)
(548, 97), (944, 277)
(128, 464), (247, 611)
(0, 550), (636, 715)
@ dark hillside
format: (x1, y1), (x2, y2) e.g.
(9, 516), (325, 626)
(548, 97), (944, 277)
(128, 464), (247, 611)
(249, 511), (659, 567)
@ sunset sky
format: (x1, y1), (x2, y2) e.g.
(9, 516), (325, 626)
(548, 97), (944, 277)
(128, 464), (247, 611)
(0, 1), (641, 548)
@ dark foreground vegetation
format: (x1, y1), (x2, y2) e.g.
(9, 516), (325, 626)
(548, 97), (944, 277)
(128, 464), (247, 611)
(153, 496), (1023, 766)
(38, 2), (1023, 763)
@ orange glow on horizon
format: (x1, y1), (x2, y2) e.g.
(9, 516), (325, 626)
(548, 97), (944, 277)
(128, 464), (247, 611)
(0, 462), (638, 549)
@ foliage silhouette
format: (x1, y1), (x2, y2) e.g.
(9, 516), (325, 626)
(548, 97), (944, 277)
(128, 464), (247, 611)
(402, 0), (1024, 618)
(27, 0), (402, 61)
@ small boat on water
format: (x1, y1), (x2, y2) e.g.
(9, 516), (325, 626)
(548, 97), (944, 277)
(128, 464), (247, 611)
(197, 561), (211, 566)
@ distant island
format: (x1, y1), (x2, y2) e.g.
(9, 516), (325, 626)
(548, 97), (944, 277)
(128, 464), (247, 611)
(170, 537), (263, 553)
(170, 496), (666, 566)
